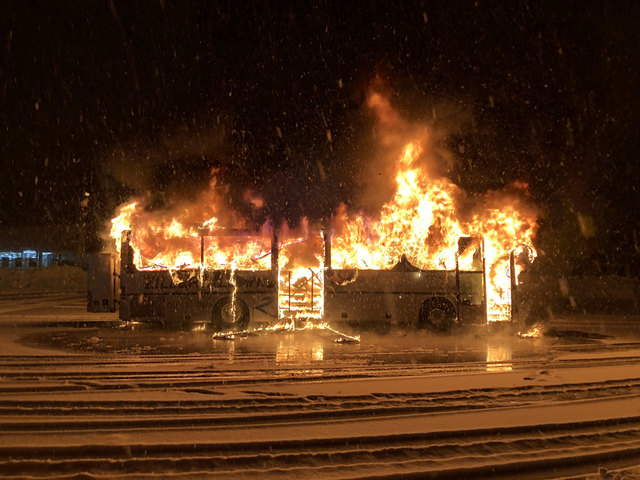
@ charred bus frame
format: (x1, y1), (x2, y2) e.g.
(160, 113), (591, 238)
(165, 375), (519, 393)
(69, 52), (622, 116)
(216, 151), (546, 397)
(118, 229), (278, 330)
(322, 234), (488, 332)
(115, 230), (512, 331)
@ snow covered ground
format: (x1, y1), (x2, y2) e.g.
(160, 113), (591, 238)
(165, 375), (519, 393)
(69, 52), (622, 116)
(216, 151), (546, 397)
(0, 294), (639, 479)
(0, 266), (85, 296)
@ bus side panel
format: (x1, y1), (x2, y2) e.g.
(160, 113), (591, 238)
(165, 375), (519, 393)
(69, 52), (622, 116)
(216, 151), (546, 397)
(125, 291), (278, 327)
(327, 269), (457, 293)
(248, 292), (279, 324)
(87, 253), (115, 312)
(458, 305), (486, 325)
(325, 270), (458, 330)
(325, 290), (425, 330)
(120, 268), (277, 327)
(119, 294), (131, 321)
(458, 271), (486, 325)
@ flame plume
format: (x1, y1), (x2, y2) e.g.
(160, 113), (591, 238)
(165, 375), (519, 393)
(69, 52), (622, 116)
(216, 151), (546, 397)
(277, 221), (325, 320)
(110, 91), (538, 326)
(329, 93), (538, 321)
(109, 176), (272, 272)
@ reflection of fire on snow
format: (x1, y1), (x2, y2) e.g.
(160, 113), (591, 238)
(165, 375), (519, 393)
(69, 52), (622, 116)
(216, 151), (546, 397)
(276, 341), (324, 363)
(226, 341), (235, 364)
(486, 340), (512, 372)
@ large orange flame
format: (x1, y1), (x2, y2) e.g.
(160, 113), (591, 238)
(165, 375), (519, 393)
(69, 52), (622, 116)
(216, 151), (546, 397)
(329, 93), (538, 321)
(276, 220), (325, 320)
(110, 92), (538, 325)
(110, 176), (272, 272)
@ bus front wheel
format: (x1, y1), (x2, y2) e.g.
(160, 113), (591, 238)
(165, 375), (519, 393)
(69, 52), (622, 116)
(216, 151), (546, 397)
(211, 298), (250, 332)
(418, 298), (456, 332)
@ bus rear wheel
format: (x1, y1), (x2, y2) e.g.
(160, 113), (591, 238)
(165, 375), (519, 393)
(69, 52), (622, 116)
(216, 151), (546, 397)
(211, 298), (250, 332)
(418, 297), (456, 332)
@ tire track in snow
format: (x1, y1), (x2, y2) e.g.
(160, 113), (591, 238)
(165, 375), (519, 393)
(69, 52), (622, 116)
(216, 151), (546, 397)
(1, 378), (639, 429)
(1, 418), (640, 479)
(1, 350), (639, 479)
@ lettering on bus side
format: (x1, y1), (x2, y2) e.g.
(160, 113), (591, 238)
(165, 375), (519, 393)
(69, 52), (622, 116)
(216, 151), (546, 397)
(143, 272), (200, 291)
(254, 295), (276, 316)
(235, 274), (275, 289)
(202, 271), (275, 290)
(204, 270), (231, 288)
(140, 270), (276, 291)
(143, 273), (171, 290)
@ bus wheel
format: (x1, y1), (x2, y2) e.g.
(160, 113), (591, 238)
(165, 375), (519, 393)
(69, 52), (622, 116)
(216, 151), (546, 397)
(211, 298), (250, 332)
(418, 298), (456, 332)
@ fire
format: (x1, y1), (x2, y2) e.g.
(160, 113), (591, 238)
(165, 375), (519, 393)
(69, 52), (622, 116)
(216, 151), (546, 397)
(228, 261), (238, 322)
(110, 201), (138, 255)
(518, 323), (543, 338)
(109, 176), (272, 272)
(277, 223), (325, 320)
(329, 94), (538, 322)
(110, 90), (538, 328)
(331, 143), (464, 271)
(212, 319), (360, 343)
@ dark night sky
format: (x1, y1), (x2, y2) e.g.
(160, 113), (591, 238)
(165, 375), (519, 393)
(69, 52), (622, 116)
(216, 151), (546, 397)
(1, 1), (639, 275)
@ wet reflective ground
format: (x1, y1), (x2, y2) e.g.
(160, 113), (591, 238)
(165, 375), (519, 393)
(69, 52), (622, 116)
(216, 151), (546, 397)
(4, 295), (640, 480)
(17, 320), (640, 375)
(4, 293), (640, 372)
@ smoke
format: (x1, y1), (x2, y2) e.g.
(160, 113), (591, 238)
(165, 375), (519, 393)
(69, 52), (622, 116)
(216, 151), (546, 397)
(101, 115), (274, 246)
(356, 83), (470, 215)
(103, 119), (233, 206)
(357, 83), (539, 232)
(104, 79), (538, 271)
(101, 117), (274, 255)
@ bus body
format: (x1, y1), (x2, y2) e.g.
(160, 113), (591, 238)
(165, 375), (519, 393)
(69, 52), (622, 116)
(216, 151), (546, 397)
(111, 231), (490, 331)
(87, 252), (118, 313)
(323, 236), (487, 332)
(118, 231), (278, 329)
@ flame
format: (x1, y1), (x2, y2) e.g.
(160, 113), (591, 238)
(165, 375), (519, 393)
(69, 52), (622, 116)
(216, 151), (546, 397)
(329, 94), (538, 322)
(331, 143), (465, 271)
(110, 92), (538, 327)
(277, 222), (325, 320)
(110, 201), (138, 255)
(228, 261), (238, 322)
(109, 176), (272, 272)
(212, 318), (360, 343)
(518, 323), (543, 338)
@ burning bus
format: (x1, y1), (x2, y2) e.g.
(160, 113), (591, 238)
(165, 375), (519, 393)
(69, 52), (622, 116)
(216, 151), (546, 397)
(100, 93), (538, 333)
(323, 235), (486, 332)
(101, 145), (537, 333)
(110, 227), (489, 332)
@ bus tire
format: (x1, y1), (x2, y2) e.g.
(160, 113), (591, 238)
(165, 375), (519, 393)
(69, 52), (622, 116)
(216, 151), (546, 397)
(418, 297), (456, 332)
(211, 298), (250, 332)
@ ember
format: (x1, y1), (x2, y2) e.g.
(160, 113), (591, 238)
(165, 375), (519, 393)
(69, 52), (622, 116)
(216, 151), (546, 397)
(518, 323), (544, 338)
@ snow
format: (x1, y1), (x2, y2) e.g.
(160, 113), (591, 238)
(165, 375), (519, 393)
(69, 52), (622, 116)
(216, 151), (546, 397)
(0, 295), (639, 478)
(0, 266), (85, 295)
